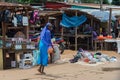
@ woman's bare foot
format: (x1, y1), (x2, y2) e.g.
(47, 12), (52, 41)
(41, 72), (46, 75)
(37, 69), (46, 75)
(37, 69), (41, 73)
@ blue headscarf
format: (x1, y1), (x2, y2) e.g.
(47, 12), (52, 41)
(40, 22), (52, 46)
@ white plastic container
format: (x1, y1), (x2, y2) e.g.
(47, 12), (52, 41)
(116, 40), (120, 54)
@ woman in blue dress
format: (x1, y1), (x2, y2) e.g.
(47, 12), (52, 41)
(38, 22), (53, 74)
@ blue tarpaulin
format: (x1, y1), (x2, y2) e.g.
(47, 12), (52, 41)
(60, 13), (87, 28)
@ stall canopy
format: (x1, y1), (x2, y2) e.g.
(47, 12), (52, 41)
(91, 11), (116, 22)
(45, 2), (71, 10)
(69, 7), (117, 22)
(60, 13), (87, 28)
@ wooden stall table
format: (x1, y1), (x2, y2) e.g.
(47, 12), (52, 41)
(94, 39), (105, 51)
(2, 46), (35, 69)
(61, 33), (91, 50)
(104, 39), (120, 53)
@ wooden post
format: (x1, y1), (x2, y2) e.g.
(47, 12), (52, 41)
(75, 11), (78, 50)
(61, 27), (63, 38)
(0, 49), (3, 70)
(26, 8), (29, 39)
(100, 0), (103, 11)
(91, 18), (93, 49)
(109, 8), (112, 35)
(2, 22), (5, 48)
(1, 22), (5, 69)
(75, 27), (77, 50)
(45, 15), (49, 23)
(90, 17), (93, 27)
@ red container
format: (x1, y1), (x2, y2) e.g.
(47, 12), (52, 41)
(83, 58), (90, 63)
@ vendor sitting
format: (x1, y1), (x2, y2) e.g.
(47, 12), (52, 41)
(101, 28), (108, 37)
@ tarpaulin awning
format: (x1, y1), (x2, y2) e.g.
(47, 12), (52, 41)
(60, 13), (87, 28)
(91, 11), (116, 22)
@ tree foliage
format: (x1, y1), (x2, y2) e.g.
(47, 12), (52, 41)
(81, 0), (109, 4)
(81, 0), (94, 3)
(17, 0), (37, 4)
(112, 0), (120, 5)
(103, 0), (109, 4)
(5, 0), (40, 4)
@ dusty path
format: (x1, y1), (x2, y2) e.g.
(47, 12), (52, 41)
(0, 50), (120, 80)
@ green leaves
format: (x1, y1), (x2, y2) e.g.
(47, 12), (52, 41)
(112, 0), (120, 5)
(17, 0), (35, 4)
(81, 0), (95, 3)
(17, 0), (43, 4)
(103, 0), (109, 4)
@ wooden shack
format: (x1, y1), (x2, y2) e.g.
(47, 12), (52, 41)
(45, 8), (120, 51)
(0, 2), (32, 70)
(44, 8), (101, 50)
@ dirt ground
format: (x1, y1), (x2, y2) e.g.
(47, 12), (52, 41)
(0, 50), (120, 80)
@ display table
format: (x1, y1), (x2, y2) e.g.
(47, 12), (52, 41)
(2, 47), (36, 69)
(104, 39), (120, 53)
(104, 39), (116, 43)
(94, 39), (119, 52)
(116, 40), (120, 53)
(94, 40), (105, 51)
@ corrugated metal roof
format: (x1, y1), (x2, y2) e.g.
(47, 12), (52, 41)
(68, 8), (119, 22)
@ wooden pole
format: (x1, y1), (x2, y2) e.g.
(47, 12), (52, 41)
(0, 49), (3, 70)
(26, 8), (29, 39)
(61, 27), (63, 39)
(100, 0), (103, 11)
(109, 8), (112, 35)
(75, 11), (78, 50)
(2, 22), (5, 48)
(91, 18), (94, 50)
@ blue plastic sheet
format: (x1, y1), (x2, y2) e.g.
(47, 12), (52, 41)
(60, 13), (87, 28)
(32, 50), (40, 66)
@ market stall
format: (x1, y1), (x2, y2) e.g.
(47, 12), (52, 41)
(59, 9), (101, 50)
(0, 2), (36, 70)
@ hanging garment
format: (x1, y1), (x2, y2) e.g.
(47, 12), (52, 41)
(16, 14), (23, 26)
(3, 10), (11, 22)
(29, 10), (39, 24)
(12, 16), (17, 27)
(22, 16), (28, 26)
